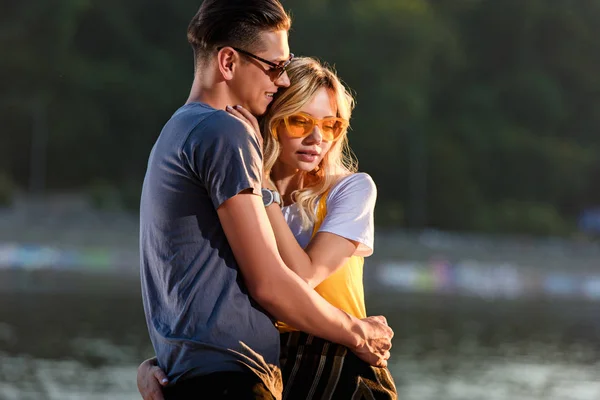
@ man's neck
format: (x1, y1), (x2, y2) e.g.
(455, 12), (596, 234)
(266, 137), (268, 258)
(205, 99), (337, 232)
(186, 74), (238, 111)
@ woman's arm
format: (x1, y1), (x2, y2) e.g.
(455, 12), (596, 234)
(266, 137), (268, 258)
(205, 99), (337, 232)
(266, 204), (358, 288)
(266, 173), (376, 288)
(225, 106), (376, 288)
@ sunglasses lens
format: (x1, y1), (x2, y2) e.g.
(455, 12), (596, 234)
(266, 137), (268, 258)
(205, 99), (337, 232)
(324, 119), (347, 141)
(284, 114), (347, 141)
(276, 55), (293, 78)
(286, 114), (313, 137)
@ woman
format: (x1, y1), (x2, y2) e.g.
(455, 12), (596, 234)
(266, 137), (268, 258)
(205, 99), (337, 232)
(138, 57), (397, 400)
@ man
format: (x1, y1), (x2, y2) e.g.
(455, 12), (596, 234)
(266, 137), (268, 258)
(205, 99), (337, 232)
(140, 1), (393, 399)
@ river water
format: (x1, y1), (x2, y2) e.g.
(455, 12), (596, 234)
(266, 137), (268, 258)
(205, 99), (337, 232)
(1, 269), (599, 400)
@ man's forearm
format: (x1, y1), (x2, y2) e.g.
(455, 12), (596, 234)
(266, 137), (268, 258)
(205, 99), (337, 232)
(218, 193), (364, 350)
(252, 259), (362, 349)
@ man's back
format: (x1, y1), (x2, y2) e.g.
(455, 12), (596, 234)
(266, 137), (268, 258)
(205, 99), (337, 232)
(140, 103), (280, 385)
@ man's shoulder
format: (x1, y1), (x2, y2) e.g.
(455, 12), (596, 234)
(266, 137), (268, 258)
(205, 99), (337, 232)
(178, 105), (254, 146)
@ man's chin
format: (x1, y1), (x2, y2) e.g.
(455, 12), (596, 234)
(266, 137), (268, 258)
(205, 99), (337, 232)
(252, 106), (268, 117)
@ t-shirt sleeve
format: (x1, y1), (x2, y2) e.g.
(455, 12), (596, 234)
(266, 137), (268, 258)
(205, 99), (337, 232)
(185, 111), (262, 209)
(318, 173), (377, 257)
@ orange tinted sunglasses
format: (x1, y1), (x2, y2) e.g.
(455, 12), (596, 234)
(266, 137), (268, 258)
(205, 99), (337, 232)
(278, 112), (349, 142)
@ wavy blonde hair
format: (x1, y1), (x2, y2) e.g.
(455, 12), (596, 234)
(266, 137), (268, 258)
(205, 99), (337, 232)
(261, 56), (357, 228)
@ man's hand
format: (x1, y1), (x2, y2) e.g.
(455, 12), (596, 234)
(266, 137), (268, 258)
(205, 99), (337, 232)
(352, 316), (393, 368)
(137, 357), (168, 400)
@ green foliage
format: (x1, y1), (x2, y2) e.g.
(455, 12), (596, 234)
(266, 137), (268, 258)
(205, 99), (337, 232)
(474, 201), (571, 236)
(86, 180), (123, 211)
(376, 200), (405, 227)
(2, 0), (600, 235)
(86, 179), (142, 212)
(0, 172), (15, 207)
(120, 181), (143, 212)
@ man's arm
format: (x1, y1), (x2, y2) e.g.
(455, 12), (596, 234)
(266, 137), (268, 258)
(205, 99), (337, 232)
(217, 191), (392, 366)
(265, 203), (356, 288)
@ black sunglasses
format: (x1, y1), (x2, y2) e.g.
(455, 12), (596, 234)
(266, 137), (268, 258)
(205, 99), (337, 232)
(218, 46), (294, 78)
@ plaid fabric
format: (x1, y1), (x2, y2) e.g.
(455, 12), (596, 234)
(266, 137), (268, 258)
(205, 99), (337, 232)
(280, 332), (397, 400)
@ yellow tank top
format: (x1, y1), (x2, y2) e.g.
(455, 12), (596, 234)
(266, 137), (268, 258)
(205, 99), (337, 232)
(276, 192), (367, 333)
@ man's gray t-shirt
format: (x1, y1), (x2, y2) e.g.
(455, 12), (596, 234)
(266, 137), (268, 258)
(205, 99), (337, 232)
(140, 102), (280, 388)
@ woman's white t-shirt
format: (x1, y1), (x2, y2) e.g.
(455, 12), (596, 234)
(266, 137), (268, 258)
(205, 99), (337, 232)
(280, 172), (376, 257)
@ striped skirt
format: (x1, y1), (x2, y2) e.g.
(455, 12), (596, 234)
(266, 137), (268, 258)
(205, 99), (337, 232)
(279, 331), (397, 400)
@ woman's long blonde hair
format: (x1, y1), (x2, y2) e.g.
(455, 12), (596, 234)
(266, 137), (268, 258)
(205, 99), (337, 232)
(261, 57), (358, 228)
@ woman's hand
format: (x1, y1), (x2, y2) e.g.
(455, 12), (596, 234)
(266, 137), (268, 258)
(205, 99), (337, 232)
(226, 105), (275, 188)
(137, 357), (169, 400)
(226, 105), (262, 148)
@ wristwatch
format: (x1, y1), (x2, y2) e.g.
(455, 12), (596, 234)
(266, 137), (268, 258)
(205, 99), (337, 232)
(261, 188), (282, 207)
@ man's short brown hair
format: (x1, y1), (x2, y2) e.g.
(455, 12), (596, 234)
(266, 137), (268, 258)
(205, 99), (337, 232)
(187, 0), (291, 64)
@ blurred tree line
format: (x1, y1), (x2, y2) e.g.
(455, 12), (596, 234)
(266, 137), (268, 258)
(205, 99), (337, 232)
(1, 0), (600, 235)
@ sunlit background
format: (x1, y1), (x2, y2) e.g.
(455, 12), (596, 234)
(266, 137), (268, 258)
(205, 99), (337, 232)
(2, 1), (600, 399)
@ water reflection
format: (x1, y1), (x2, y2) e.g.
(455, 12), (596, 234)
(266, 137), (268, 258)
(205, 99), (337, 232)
(1, 271), (599, 400)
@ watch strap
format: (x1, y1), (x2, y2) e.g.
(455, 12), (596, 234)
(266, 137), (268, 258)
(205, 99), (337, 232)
(261, 188), (282, 207)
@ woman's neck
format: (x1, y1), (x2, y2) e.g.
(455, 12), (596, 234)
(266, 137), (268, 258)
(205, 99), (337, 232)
(270, 162), (305, 206)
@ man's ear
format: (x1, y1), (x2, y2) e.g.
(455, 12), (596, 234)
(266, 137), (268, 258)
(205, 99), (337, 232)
(216, 47), (237, 81)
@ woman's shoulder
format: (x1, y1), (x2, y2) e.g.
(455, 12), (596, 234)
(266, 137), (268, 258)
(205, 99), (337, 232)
(330, 172), (376, 193)
(327, 172), (377, 202)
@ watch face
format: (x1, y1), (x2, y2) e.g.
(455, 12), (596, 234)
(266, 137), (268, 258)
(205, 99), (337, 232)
(262, 188), (274, 206)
